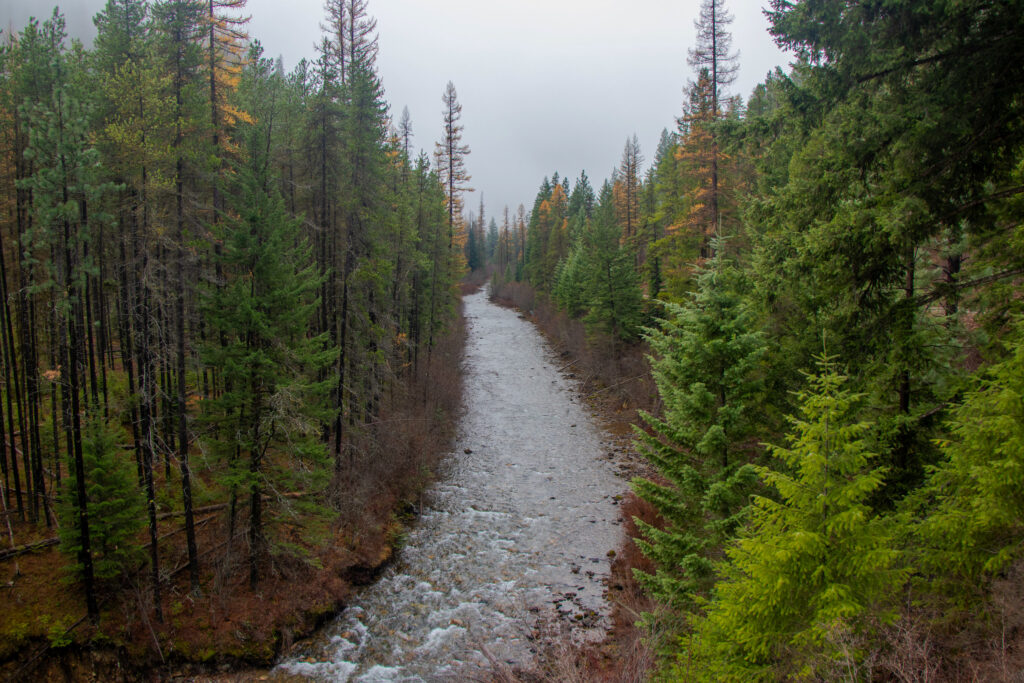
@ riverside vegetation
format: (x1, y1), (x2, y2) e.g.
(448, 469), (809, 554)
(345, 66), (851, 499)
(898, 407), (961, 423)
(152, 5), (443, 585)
(3, 0), (1024, 680)
(0, 0), (469, 677)
(483, 0), (1024, 679)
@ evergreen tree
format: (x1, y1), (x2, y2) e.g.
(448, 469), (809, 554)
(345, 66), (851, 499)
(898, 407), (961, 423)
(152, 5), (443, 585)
(59, 413), (145, 584)
(615, 134), (643, 243)
(916, 318), (1024, 596)
(435, 81), (471, 259)
(552, 247), (586, 318)
(632, 239), (765, 613)
(485, 217), (498, 264)
(678, 355), (904, 680)
(202, 165), (335, 587)
(686, 0), (737, 249)
(579, 186), (643, 344)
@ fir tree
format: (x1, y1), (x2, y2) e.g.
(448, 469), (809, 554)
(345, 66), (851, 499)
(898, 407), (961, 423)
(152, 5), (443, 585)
(202, 165), (335, 588)
(632, 239), (765, 613)
(579, 186), (643, 344)
(59, 413), (145, 584)
(916, 318), (1024, 596)
(678, 354), (904, 680)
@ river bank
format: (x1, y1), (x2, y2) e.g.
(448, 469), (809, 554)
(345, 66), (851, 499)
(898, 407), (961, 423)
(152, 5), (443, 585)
(0, 306), (466, 683)
(258, 288), (626, 680)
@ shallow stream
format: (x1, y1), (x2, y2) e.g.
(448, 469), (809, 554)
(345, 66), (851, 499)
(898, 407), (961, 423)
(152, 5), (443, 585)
(275, 289), (624, 681)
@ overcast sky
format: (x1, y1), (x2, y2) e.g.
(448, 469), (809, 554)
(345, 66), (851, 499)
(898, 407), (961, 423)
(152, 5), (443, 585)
(4, 0), (792, 218)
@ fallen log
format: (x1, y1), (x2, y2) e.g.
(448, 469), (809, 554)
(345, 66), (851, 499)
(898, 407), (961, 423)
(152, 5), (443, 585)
(0, 537), (59, 561)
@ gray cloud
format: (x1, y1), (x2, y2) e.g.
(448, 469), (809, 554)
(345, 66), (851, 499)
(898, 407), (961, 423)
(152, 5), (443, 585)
(3, 0), (791, 216)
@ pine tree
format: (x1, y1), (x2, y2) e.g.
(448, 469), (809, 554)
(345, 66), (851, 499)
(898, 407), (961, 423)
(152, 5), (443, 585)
(435, 81), (471, 261)
(202, 165), (335, 588)
(674, 68), (719, 262)
(152, 0), (207, 595)
(321, 0), (378, 84)
(580, 183), (643, 344)
(552, 247), (586, 318)
(615, 134), (643, 243)
(686, 0), (737, 251)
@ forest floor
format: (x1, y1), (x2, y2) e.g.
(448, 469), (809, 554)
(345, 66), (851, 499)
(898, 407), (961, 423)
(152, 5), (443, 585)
(0, 302), (467, 682)
(0, 487), (403, 682)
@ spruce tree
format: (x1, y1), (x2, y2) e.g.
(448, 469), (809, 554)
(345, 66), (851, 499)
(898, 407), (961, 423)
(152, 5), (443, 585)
(580, 185), (643, 344)
(59, 413), (145, 584)
(916, 318), (1024, 596)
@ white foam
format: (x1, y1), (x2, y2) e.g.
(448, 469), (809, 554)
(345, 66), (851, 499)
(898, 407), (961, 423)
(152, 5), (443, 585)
(415, 624), (466, 654)
(278, 659), (358, 681)
(330, 636), (357, 654)
(355, 664), (404, 681)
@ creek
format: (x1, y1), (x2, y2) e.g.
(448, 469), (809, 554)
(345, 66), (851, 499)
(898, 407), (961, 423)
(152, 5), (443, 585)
(275, 288), (625, 681)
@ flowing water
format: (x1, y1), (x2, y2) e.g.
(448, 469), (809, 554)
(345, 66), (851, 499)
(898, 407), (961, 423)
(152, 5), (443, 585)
(275, 289), (625, 681)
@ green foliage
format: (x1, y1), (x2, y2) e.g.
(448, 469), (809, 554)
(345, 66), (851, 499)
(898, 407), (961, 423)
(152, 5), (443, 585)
(579, 204), (644, 342)
(632, 241), (765, 612)
(201, 165), (335, 495)
(550, 178), (645, 343)
(915, 319), (1024, 593)
(552, 247), (586, 318)
(59, 414), (146, 583)
(677, 356), (904, 680)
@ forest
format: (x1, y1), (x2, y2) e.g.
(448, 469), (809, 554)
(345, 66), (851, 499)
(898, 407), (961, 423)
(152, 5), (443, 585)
(2, 0), (1024, 679)
(0, 0), (469, 673)
(484, 0), (1024, 678)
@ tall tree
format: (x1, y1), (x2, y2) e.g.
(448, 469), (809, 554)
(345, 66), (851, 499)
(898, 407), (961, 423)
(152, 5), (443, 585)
(203, 165), (335, 587)
(678, 356), (903, 680)
(321, 0), (378, 84)
(435, 81), (471, 261)
(152, 0), (206, 594)
(685, 0), (737, 253)
(615, 134), (643, 244)
(633, 239), (765, 614)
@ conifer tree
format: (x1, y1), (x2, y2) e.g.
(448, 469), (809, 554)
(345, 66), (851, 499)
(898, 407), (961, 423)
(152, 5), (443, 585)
(552, 247), (586, 318)
(435, 81), (471, 260)
(674, 68), (719, 262)
(59, 413), (145, 584)
(916, 318), (1024, 595)
(679, 355), (903, 680)
(152, 0), (207, 594)
(202, 165), (335, 588)
(632, 239), (765, 612)
(686, 0), (737, 249)
(17, 10), (120, 618)
(580, 183), (643, 344)
(615, 134), (643, 243)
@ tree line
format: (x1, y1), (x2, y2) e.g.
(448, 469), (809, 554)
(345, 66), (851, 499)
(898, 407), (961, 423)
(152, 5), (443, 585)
(496, 0), (1024, 677)
(0, 0), (470, 626)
